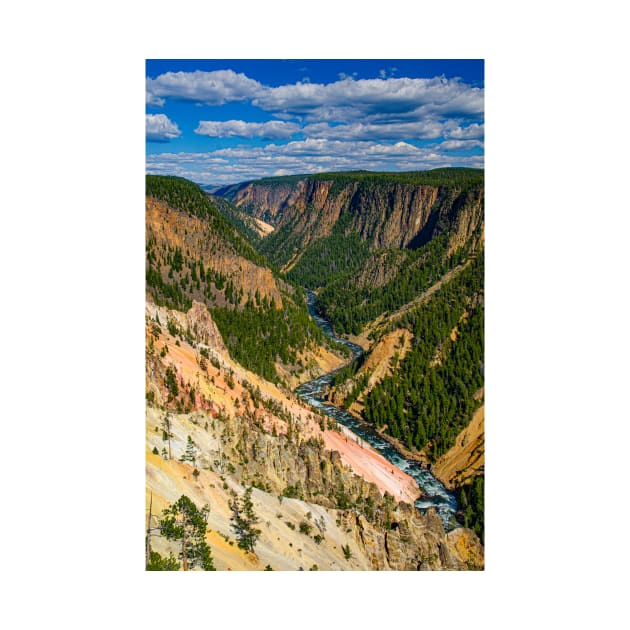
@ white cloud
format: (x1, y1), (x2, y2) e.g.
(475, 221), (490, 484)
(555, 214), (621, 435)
(146, 70), (262, 107)
(195, 119), (300, 140)
(146, 70), (483, 126)
(437, 139), (484, 151)
(146, 138), (483, 185)
(146, 114), (181, 142)
(302, 120), (445, 141)
(145, 70), (484, 182)
(444, 122), (485, 140)
(253, 76), (484, 122)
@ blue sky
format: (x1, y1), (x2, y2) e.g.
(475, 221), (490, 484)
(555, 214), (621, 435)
(146, 60), (484, 186)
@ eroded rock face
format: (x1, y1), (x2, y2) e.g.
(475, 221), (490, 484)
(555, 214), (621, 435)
(218, 411), (483, 570)
(227, 178), (484, 262)
(185, 301), (226, 353)
(445, 528), (485, 569)
(233, 180), (306, 223)
(145, 304), (484, 570)
(335, 505), (481, 571)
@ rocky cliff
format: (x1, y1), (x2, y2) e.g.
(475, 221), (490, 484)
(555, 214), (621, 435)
(231, 179), (307, 224)
(218, 170), (484, 268)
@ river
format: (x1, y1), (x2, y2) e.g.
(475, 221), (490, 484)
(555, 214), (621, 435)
(295, 291), (458, 530)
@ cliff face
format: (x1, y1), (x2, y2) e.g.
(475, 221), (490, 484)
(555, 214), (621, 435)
(233, 180), (307, 223)
(222, 175), (484, 265)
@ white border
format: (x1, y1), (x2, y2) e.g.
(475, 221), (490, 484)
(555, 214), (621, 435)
(3, 1), (628, 628)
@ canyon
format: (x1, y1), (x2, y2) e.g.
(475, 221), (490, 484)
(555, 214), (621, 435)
(146, 169), (485, 569)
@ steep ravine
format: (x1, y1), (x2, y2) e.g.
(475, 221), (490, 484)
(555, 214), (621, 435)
(295, 291), (459, 530)
(224, 175), (484, 267)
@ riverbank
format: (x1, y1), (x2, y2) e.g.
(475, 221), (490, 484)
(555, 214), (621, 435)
(325, 393), (430, 465)
(322, 424), (421, 504)
(300, 290), (458, 529)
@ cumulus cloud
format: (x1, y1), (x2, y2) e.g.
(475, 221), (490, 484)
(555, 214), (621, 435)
(444, 122), (485, 140)
(436, 139), (484, 151)
(253, 76), (484, 122)
(146, 114), (181, 142)
(145, 68), (484, 182)
(146, 138), (483, 185)
(146, 70), (262, 107)
(195, 119), (300, 140)
(302, 120), (445, 141)
(147, 70), (483, 125)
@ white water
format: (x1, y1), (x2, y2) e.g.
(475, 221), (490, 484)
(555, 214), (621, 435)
(295, 291), (458, 530)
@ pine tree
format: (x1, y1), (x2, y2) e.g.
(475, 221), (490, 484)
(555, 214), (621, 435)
(158, 495), (215, 571)
(180, 435), (197, 467)
(146, 551), (179, 571)
(230, 487), (261, 553)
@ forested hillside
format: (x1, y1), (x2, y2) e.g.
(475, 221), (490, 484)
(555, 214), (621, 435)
(145, 175), (342, 385)
(216, 168), (484, 334)
(361, 252), (484, 458)
(144, 174), (484, 570)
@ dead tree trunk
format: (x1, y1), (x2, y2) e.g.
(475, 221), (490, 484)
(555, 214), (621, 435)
(145, 492), (153, 567)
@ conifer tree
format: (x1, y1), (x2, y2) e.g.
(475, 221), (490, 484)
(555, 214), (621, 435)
(180, 435), (197, 467)
(158, 495), (215, 571)
(230, 486), (261, 553)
